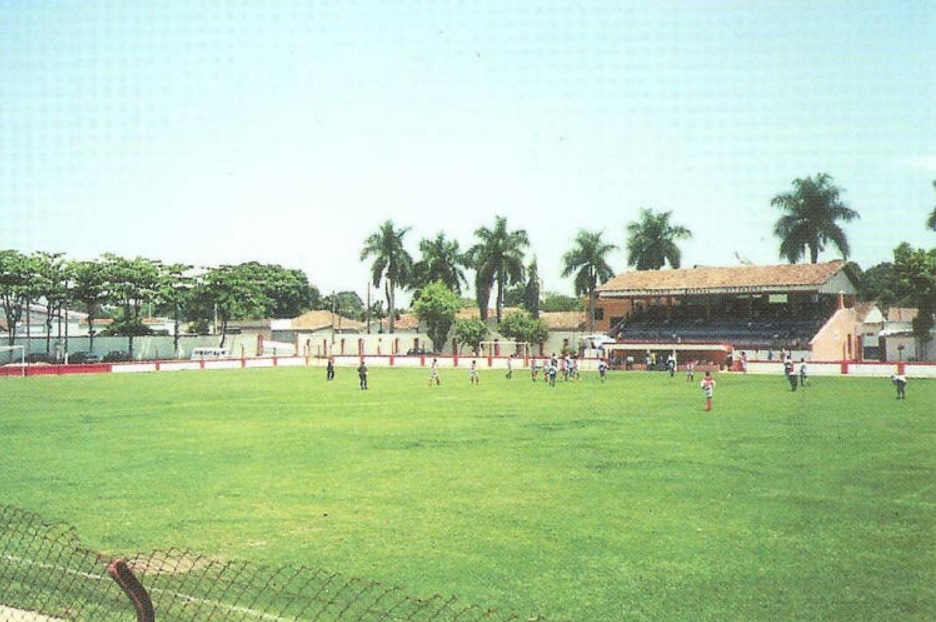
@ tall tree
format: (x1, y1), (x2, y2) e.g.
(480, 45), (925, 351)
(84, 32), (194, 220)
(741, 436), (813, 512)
(453, 317), (489, 355)
(0, 250), (32, 347)
(322, 291), (366, 321)
(101, 254), (162, 358)
(562, 230), (617, 332)
(412, 281), (461, 353)
(71, 258), (110, 353)
(771, 173), (860, 264)
(522, 257), (541, 318)
(498, 309), (549, 352)
(30, 252), (68, 354)
(412, 232), (467, 295)
(360, 220), (413, 334)
(625, 208), (692, 270)
(189, 264), (267, 347)
(467, 216), (529, 323)
(157, 262), (194, 357)
(893, 242), (936, 359)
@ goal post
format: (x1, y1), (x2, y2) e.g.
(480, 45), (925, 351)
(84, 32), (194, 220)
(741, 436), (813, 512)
(0, 345), (26, 377)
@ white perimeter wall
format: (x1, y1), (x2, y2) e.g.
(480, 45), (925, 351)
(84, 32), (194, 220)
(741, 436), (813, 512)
(107, 354), (936, 379)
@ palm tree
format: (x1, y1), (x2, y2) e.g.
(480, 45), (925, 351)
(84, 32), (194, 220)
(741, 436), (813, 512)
(412, 232), (467, 295)
(360, 220), (413, 334)
(625, 208), (692, 270)
(562, 230), (617, 332)
(771, 173), (860, 264)
(926, 181), (936, 232)
(467, 216), (529, 323)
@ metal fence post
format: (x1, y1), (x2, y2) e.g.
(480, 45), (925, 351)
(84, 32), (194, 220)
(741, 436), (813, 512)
(107, 559), (155, 622)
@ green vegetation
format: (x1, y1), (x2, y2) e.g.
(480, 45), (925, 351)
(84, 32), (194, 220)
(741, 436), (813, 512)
(2, 368), (934, 620)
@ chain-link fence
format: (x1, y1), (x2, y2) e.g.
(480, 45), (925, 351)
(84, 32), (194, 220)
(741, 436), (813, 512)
(0, 506), (543, 622)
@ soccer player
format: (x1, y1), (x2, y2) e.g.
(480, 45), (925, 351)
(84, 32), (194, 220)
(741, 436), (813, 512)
(429, 358), (441, 386)
(357, 361), (368, 390)
(469, 360), (479, 385)
(784, 358), (798, 391)
(700, 371), (715, 411)
(892, 373), (907, 399)
(547, 359), (558, 386)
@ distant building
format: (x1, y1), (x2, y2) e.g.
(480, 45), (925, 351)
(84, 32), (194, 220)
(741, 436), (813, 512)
(593, 261), (865, 363)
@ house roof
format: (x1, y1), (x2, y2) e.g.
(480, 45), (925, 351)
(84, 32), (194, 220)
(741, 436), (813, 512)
(540, 311), (586, 330)
(289, 310), (364, 332)
(886, 307), (918, 323)
(853, 302), (882, 324)
(597, 261), (853, 297)
(392, 313), (421, 331)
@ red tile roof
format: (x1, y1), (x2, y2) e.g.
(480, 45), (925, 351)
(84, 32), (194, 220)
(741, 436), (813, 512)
(290, 310), (364, 331)
(597, 261), (850, 296)
(540, 311), (586, 330)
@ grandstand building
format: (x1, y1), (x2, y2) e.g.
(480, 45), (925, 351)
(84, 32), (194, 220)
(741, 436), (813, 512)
(593, 261), (862, 366)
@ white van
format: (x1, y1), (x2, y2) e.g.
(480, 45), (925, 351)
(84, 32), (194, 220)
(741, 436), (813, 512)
(191, 347), (230, 360)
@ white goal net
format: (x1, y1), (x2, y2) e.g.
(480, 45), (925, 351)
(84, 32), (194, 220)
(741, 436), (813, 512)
(0, 345), (26, 377)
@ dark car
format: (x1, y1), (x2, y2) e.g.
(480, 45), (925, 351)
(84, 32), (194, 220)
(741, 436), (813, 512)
(69, 352), (102, 364)
(104, 350), (131, 362)
(405, 347), (436, 356)
(26, 352), (56, 365)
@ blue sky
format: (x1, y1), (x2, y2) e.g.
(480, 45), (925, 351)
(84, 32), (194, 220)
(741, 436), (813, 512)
(2, 1), (935, 299)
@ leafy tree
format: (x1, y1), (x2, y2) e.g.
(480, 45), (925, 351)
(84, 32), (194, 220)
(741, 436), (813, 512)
(625, 208), (692, 270)
(360, 220), (413, 334)
(893, 242), (936, 358)
(454, 317), (489, 355)
(855, 261), (907, 310)
(522, 257), (541, 318)
(412, 232), (467, 295)
(562, 230), (617, 332)
(412, 281), (461, 353)
(0, 250), (32, 346)
(30, 252), (69, 354)
(540, 292), (583, 313)
(189, 264), (267, 347)
(771, 173), (860, 264)
(322, 291), (366, 321)
(497, 309), (549, 349)
(467, 216), (529, 323)
(71, 258), (110, 352)
(156, 262), (195, 357)
(101, 254), (163, 357)
(257, 264), (316, 318)
(502, 258), (542, 317)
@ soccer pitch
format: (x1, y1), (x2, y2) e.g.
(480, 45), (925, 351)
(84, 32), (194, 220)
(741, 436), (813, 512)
(1, 366), (933, 621)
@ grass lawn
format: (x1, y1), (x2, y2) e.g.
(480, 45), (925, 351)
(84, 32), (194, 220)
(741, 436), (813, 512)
(1, 366), (934, 620)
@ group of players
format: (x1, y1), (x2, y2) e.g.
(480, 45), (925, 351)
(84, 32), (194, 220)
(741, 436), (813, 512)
(328, 352), (910, 401)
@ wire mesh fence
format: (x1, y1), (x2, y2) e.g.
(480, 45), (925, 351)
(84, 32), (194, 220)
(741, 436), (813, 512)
(1, 506), (544, 622)
(0, 506), (131, 621)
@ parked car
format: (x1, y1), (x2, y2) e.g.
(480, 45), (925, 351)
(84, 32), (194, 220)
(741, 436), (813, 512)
(69, 352), (102, 364)
(405, 347), (437, 356)
(104, 350), (131, 362)
(26, 352), (56, 365)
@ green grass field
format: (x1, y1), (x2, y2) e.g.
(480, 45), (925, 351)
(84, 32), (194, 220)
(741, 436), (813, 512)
(2, 366), (934, 621)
